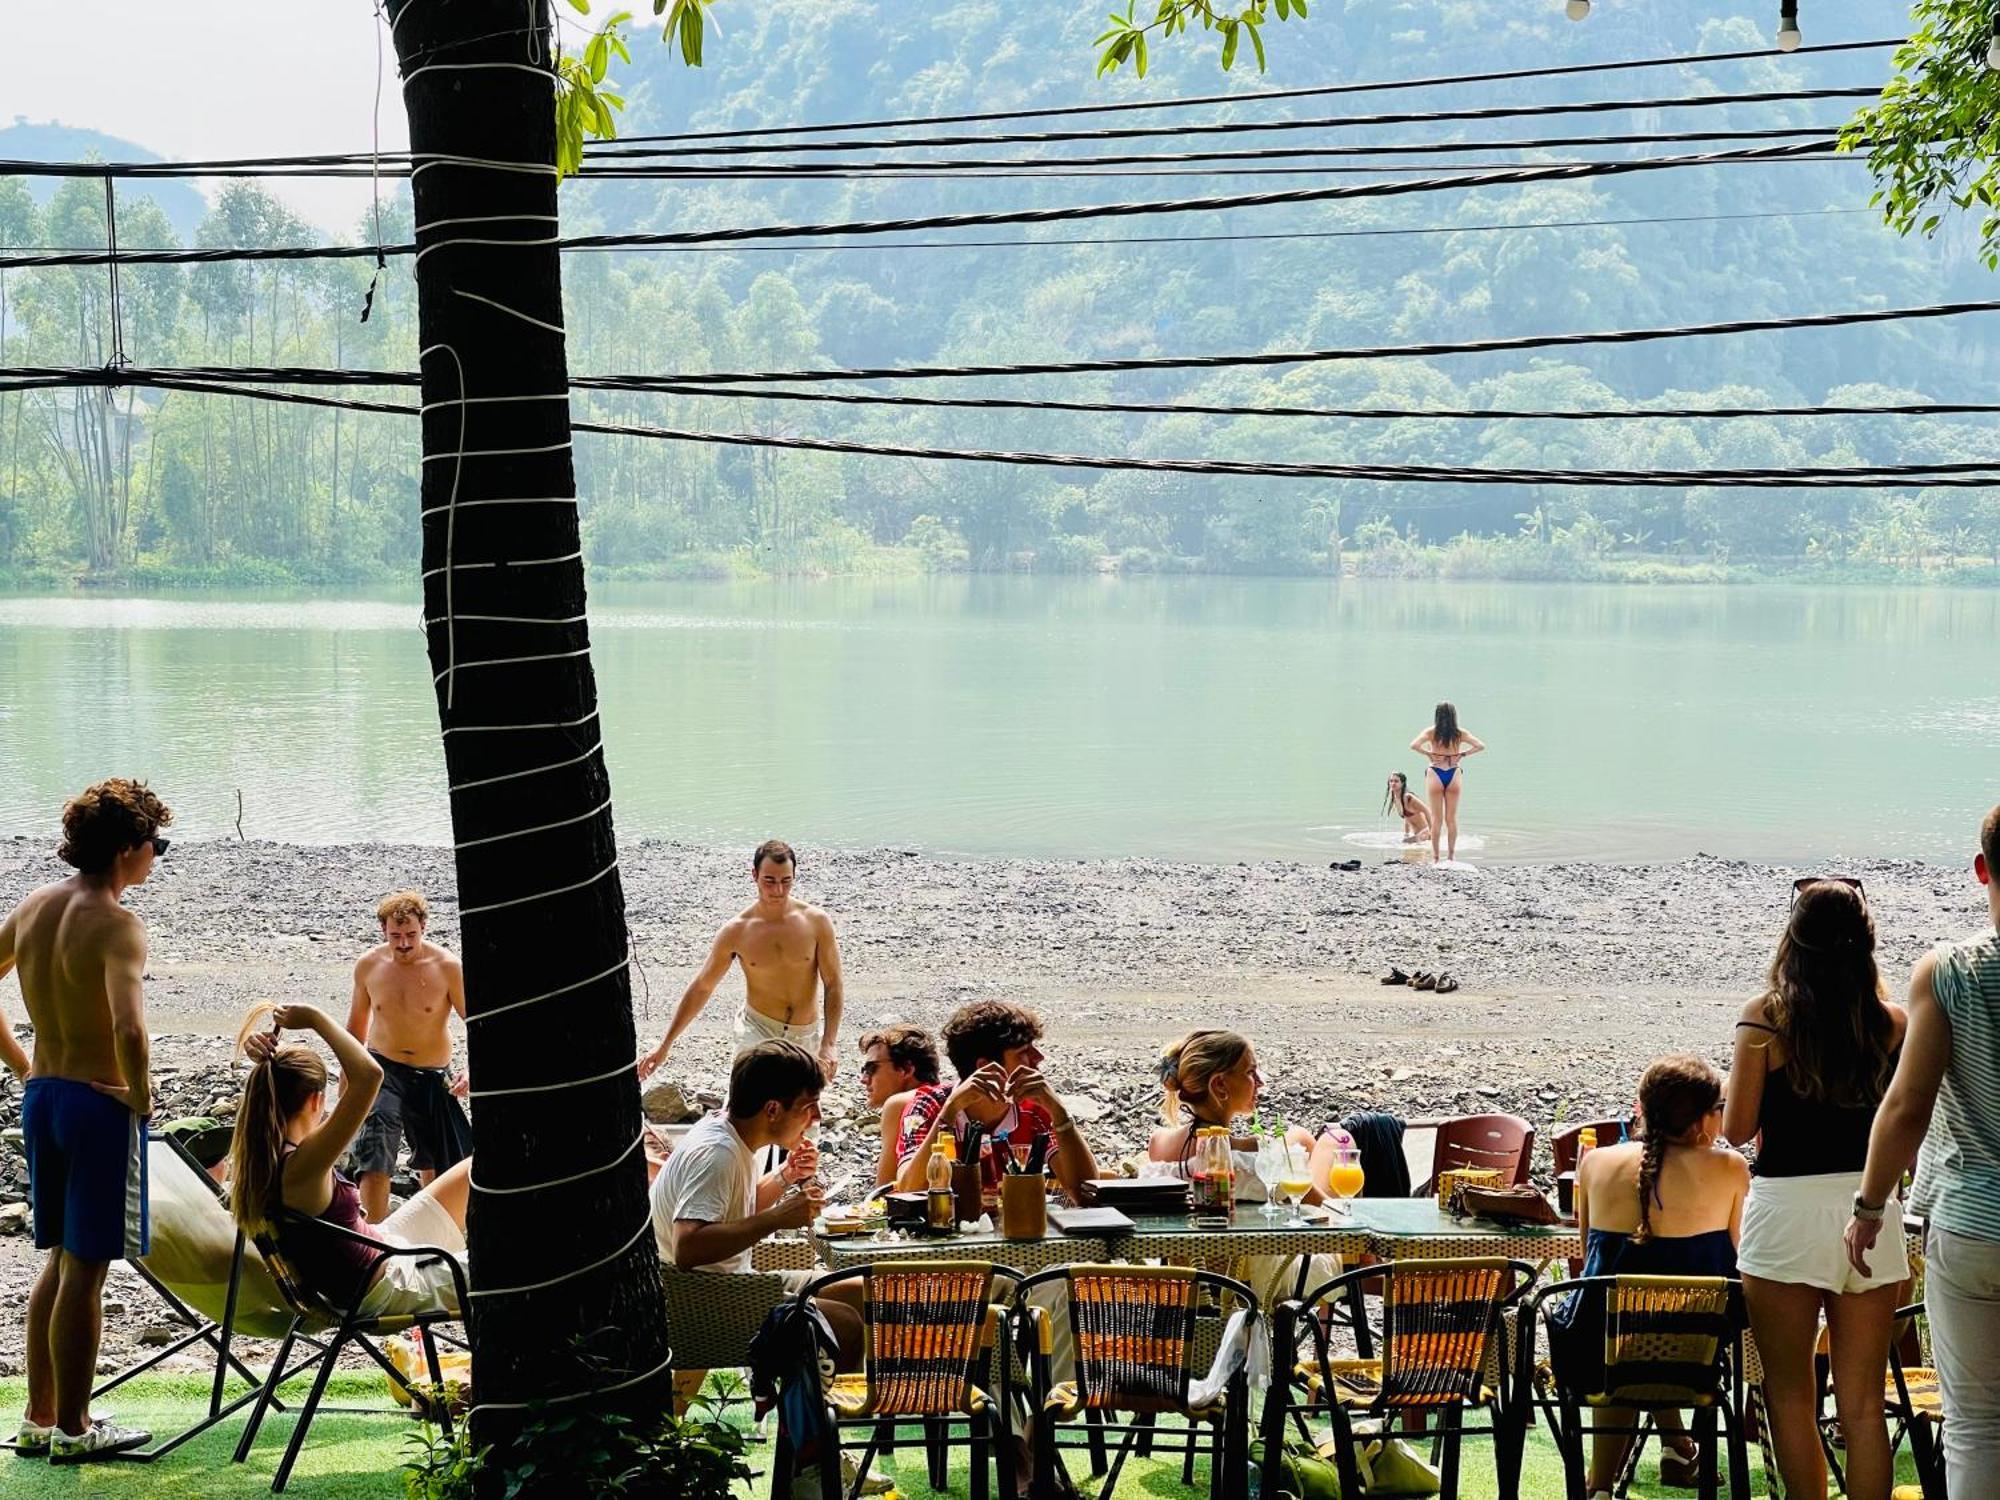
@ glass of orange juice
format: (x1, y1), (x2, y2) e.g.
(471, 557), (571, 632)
(1277, 1142), (1315, 1228)
(1327, 1146), (1365, 1214)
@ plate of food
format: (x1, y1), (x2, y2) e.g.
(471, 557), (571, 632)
(815, 1204), (887, 1238)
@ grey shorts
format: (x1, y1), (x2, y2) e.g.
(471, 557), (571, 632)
(351, 1052), (472, 1177)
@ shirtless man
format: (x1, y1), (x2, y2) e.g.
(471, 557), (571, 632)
(2, 778), (169, 1463)
(345, 890), (471, 1224)
(638, 840), (845, 1083)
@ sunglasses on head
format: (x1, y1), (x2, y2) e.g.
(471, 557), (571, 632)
(150, 836), (170, 857)
(1791, 875), (1862, 905)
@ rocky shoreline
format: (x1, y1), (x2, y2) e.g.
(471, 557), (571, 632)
(1, 835), (1991, 1376)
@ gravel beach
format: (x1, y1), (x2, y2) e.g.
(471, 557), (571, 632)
(1, 834), (1991, 1376)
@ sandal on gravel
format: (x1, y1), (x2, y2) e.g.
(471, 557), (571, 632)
(1411, 972), (1437, 991)
(1433, 973), (1460, 994)
(1380, 967), (1410, 986)
(1327, 858), (1362, 871)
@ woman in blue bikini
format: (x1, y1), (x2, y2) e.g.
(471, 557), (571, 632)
(1409, 701), (1486, 863)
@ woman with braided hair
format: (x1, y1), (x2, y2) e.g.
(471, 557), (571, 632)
(1725, 878), (1908, 1500)
(1553, 1055), (1746, 1498)
(227, 1003), (470, 1318)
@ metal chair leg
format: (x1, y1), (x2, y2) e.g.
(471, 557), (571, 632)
(270, 1338), (343, 1494)
(1694, 1405), (1719, 1500)
(234, 1320), (302, 1464)
(1436, 1403), (1463, 1500)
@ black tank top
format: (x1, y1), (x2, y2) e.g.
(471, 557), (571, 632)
(1752, 1046), (1894, 1178)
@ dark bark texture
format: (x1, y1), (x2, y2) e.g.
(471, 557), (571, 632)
(386, 0), (670, 1443)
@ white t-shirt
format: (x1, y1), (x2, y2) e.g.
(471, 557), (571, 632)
(650, 1111), (758, 1272)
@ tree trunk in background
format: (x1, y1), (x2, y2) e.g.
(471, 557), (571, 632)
(386, 0), (670, 1456)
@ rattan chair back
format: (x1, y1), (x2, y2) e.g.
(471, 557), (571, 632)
(1598, 1275), (1733, 1405)
(1380, 1257), (1511, 1407)
(860, 1261), (999, 1416)
(1067, 1264), (1199, 1415)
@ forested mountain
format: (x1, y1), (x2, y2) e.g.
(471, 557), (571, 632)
(3, 0), (1998, 585)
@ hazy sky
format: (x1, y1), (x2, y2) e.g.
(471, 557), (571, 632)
(3, 1), (417, 235)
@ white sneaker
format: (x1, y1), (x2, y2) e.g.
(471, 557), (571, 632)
(11, 1420), (51, 1455)
(48, 1418), (150, 1464)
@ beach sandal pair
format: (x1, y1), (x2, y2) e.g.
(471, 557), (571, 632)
(1327, 858), (1362, 871)
(1381, 968), (1460, 993)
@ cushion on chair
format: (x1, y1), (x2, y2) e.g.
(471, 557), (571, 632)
(830, 1373), (990, 1418)
(1891, 1366), (1943, 1420)
(1044, 1379), (1222, 1420)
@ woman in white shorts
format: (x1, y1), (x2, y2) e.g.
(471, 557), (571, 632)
(1724, 878), (1908, 1500)
(230, 1004), (468, 1320)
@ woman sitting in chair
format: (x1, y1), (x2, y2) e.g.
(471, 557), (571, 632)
(228, 1003), (470, 1319)
(1552, 1054), (1748, 1498)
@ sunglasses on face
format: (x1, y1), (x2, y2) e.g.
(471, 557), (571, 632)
(150, 836), (171, 857)
(1791, 875), (1862, 906)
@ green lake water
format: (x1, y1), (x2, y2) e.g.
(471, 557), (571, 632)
(1, 578), (1994, 865)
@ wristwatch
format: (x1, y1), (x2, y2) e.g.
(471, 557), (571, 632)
(1850, 1192), (1886, 1222)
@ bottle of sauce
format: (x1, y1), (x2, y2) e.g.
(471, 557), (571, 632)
(1574, 1126), (1599, 1225)
(927, 1132), (956, 1230)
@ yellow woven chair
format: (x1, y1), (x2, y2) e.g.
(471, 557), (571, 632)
(774, 1261), (1018, 1500)
(1014, 1264), (1259, 1500)
(1263, 1257), (1535, 1500)
(1526, 1273), (1750, 1500)
(1880, 1301), (1944, 1500)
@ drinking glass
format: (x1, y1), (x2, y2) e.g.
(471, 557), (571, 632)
(1327, 1146), (1364, 1215)
(1277, 1143), (1313, 1229)
(1255, 1136), (1286, 1220)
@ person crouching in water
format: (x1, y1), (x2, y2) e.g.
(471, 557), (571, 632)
(1383, 771), (1431, 843)
(230, 1004), (469, 1319)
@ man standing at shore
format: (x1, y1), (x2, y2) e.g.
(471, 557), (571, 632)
(345, 891), (471, 1224)
(639, 841), (846, 1083)
(4, 778), (169, 1463)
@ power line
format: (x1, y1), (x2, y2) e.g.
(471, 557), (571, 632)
(0, 205), (1883, 262)
(0, 137), (1851, 271)
(586, 85), (1881, 160)
(9, 299), (1987, 395)
(26, 371), (1995, 490)
(637, 36), (1902, 144)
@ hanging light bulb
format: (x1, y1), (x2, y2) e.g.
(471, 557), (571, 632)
(1564, 0), (1590, 20)
(1776, 0), (1802, 52)
(1987, 16), (2000, 71)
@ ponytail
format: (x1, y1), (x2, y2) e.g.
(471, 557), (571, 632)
(226, 1004), (327, 1236)
(1157, 1029), (1252, 1126)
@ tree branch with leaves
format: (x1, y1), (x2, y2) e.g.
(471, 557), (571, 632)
(1096, 0), (1310, 79)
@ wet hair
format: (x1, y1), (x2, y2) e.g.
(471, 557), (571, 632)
(1432, 702), (1460, 748)
(727, 1039), (823, 1119)
(1761, 881), (1894, 1108)
(941, 1000), (1043, 1077)
(858, 1024), (941, 1085)
(1383, 771), (1411, 818)
(375, 889), (429, 927)
(1158, 1029), (1252, 1125)
(753, 839), (797, 873)
(1983, 804), (2000, 873)
(57, 778), (172, 874)
(227, 1004), (329, 1236)
(1631, 1054), (1724, 1243)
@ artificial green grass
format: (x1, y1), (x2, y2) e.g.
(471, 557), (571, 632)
(0, 1375), (1919, 1497)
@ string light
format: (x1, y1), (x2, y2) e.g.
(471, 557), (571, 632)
(1776, 0), (1802, 52)
(1565, 0), (1591, 20)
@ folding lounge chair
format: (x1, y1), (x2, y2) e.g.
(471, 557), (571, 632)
(0, 1132), (298, 1463)
(233, 1208), (470, 1492)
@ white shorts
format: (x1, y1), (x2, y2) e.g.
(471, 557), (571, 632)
(359, 1192), (467, 1319)
(731, 1004), (819, 1055)
(1738, 1171), (1909, 1295)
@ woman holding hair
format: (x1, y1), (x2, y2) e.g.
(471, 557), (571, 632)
(1552, 1055), (1747, 1496)
(1725, 879), (1908, 1500)
(1408, 702), (1485, 863)
(1383, 771), (1431, 844)
(229, 1003), (470, 1318)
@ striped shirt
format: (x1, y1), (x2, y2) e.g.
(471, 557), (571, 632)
(1917, 928), (2000, 1242)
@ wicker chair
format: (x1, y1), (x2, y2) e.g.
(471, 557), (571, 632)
(1014, 1264), (1257, 1500)
(1823, 1300), (1942, 1500)
(1525, 1273), (1750, 1500)
(1262, 1257), (1535, 1500)
(232, 1211), (469, 1494)
(774, 1261), (1019, 1500)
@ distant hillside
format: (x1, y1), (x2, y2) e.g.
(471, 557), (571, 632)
(0, 120), (209, 242)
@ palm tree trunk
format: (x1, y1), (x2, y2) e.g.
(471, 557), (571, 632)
(386, 0), (669, 1457)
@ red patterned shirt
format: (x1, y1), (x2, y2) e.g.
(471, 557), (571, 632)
(895, 1083), (1053, 1191)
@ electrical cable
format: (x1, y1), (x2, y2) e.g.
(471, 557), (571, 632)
(629, 36), (1903, 145)
(23, 372), (1999, 490)
(0, 137), (1853, 270)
